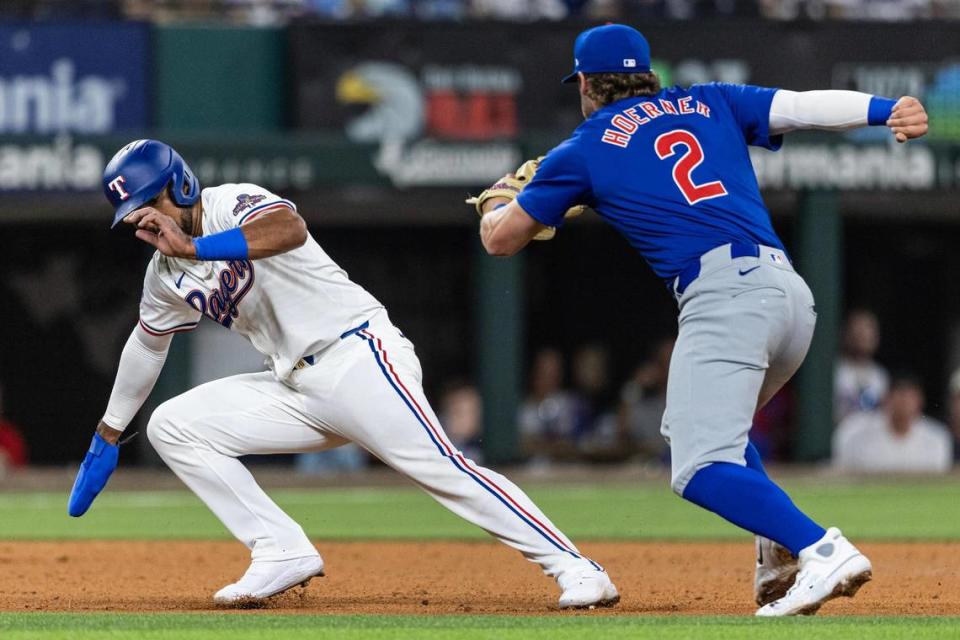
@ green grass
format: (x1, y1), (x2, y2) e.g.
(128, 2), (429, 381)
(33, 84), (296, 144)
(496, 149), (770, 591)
(1, 614), (959, 640)
(0, 478), (956, 541)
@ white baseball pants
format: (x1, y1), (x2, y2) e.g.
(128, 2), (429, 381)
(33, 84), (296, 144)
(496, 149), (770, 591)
(147, 310), (599, 578)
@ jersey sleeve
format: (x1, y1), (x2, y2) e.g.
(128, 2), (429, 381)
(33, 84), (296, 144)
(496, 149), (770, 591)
(138, 258), (201, 337)
(516, 139), (592, 228)
(706, 83), (783, 151)
(208, 183), (298, 232)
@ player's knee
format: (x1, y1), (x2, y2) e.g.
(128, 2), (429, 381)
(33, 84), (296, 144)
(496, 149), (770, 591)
(146, 399), (189, 450)
(670, 474), (688, 497)
(671, 444), (746, 497)
(670, 460), (707, 497)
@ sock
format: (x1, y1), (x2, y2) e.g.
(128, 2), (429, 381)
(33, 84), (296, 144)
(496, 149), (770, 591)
(682, 462), (826, 555)
(744, 441), (768, 477)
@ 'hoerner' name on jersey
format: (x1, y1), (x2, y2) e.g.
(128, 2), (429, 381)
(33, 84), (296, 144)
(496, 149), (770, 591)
(138, 183), (384, 378)
(600, 96), (712, 148)
(516, 83), (786, 281)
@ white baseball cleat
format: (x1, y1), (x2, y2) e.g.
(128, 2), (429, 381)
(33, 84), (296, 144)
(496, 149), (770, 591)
(754, 536), (799, 606)
(213, 555), (325, 605)
(558, 568), (620, 609)
(755, 527), (872, 617)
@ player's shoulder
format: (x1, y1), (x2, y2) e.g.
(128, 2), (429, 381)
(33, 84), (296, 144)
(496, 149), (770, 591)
(534, 119), (592, 167)
(687, 82), (738, 93)
(682, 82), (736, 103)
(663, 84), (698, 95)
(203, 182), (288, 209)
(203, 182), (297, 226)
(689, 82), (780, 106)
(548, 130), (585, 155)
(205, 182), (274, 196)
(535, 131), (594, 180)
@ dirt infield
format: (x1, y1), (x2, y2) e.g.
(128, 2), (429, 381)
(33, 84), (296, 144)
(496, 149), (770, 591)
(1, 541), (956, 616)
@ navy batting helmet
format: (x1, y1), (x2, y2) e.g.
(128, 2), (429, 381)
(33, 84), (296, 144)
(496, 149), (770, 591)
(102, 139), (201, 228)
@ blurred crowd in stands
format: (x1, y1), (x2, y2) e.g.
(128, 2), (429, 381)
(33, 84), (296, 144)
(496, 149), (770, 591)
(0, 386), (28, 479)
(518, 342), (673, 467)
(291, 307), (957, 477)
(522, 309), (958, 473)
(4, 307), (956, 475)
(831, 310), (954, 473)
(0, 0), (957, 478)
(4, 0), (960, 21)
(512, 307), (956, 474)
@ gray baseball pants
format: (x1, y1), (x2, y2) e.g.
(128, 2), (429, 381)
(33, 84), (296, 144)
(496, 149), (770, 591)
(662, 244), (817, 494)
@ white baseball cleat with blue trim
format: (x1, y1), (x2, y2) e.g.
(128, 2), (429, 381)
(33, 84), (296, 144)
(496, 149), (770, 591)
(558, 568), (620, 609)
(754, 536), (799, 606)
(755, 528), (872, 617)
(213, 555), (325, 605)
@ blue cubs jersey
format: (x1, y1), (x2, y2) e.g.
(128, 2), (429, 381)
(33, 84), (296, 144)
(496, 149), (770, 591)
(516, 83), (785, 280)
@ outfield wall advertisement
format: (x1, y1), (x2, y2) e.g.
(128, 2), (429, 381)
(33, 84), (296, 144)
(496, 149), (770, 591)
(0, 21), (958, 194)
(289, 21), (960, 140)
(288, 21), (960, 189)
(0, 22), (150, 136)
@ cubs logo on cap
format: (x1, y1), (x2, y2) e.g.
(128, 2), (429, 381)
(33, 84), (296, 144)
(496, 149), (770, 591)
(562, 24), (651, 83)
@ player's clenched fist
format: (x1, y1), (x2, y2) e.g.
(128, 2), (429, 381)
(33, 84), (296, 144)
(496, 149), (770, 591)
(887, 96), (928, 143)
(127, 207), (197, 258)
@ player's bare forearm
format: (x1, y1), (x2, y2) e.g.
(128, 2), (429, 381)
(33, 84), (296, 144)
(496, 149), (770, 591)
(479, 197), (512, 255)
(131, 206), (307, 260)
(96, 421), (122, 445)
(239, 208), (308, 259)
(480, 200), (546, 257)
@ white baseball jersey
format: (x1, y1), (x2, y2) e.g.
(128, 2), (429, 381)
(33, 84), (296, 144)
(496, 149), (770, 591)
(138, 183), (384, 378)
(128, 185), (605, 594)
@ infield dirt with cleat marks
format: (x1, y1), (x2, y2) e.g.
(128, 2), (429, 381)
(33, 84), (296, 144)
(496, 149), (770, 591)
(1, 541), (956, 616)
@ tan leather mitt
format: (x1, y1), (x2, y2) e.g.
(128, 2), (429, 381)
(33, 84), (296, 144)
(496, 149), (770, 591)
(467, 157), (586, 241)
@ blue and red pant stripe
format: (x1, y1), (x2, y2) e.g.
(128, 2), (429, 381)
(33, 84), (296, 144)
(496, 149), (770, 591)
(356, 328), (599, 569)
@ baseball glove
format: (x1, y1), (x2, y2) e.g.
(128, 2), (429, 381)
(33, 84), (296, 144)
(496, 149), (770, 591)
(466, 157), (586, 241)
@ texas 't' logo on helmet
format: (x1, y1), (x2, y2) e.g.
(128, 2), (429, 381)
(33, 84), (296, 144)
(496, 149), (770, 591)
(108, 175), (130, 200)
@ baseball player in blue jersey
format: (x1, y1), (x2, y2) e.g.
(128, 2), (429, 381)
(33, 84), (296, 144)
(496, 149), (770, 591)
(471, 24), (928, 616)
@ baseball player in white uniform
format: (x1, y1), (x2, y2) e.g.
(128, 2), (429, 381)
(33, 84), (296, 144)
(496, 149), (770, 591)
(68, 139), (619, 609)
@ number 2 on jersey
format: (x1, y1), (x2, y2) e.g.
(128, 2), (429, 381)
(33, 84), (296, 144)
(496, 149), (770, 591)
(654, 130), (728, 206)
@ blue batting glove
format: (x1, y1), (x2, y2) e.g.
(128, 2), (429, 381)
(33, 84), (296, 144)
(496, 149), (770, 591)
(68, 432), (120, 517)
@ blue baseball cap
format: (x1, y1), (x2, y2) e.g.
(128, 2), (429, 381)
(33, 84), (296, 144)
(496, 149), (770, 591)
(562, 24), (651, 84)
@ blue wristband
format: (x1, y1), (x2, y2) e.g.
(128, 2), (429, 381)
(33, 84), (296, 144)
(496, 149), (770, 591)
(193, 228), (249, 261)
(867, 96), (897, 126)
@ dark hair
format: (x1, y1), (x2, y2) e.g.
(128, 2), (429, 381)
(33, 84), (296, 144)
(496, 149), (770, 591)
(583, 71), (662, 107)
